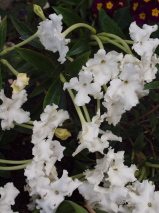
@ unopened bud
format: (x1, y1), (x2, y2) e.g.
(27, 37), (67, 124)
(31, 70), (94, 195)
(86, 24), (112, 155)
(33, 4), (46, 21)
(55, 128), (71, 140)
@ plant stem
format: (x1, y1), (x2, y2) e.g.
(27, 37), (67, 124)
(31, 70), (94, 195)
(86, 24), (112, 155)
(0, 33), (38, 56)
(60, 74), (86, 124)
(71, 173), (85, 180)
(0, 59), (19, 76)
(0, 159), (32, 164)
(98, 36), (127, 53)
(145, 162), (159, 168)
(98, 33), (133, 55)
(82, 105), (91, 122)
(91, 35), (104, 49)
(138, 166), (146, 182)
(62, 23), (96, 37)
(14, 122), (33, 129)
(97, 99), (100, 113)
(25, 121), (34, 125)
(0, 162), (31, 170)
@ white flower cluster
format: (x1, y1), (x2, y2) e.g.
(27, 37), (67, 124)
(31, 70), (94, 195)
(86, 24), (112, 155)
(64, 22), (159, 126)
(79, 148), (159, 213)
(0, 90), (30, 130)
(0, 182), (19, 213)
(37, 13), (70, 64)
(24, 104), (82, 213)
(73, 111), (122, 156)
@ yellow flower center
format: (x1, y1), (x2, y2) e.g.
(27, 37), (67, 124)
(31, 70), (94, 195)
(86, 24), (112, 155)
(148, 202), (152, 207)
(119, 2), (123, 6)
(106, 1), (114, 9)
(152, 8), (159, 17)
(139, 12), (146, 20)
(132, 3), (138, 11)
(97, 3), (103, 10)
(143, 0), (151, 2)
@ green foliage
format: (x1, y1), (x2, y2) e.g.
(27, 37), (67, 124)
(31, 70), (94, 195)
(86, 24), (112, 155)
(113, 6), (133, 30)
(53, 6), (84, 26)
(66, 52), (90, 77)
(16, 48), (55, 74)
(43, 78), (62, 109)
(0, 16), (7, 52)
(144, 81), (159, 90)
(56, 200), (88, 213)
(98, 9), (126, 39)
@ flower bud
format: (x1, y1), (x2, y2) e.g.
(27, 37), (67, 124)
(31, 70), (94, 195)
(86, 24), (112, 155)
(33, 4), (46, 21)
(55, 128), (71, 140)
(11, 73), (29, 94)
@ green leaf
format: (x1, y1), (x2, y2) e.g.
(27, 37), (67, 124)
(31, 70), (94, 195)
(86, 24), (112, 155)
(133, 133), (146, 151)
(68, 38), (89, 56)
(30, 79), (53, 98)
(0, 16), (7, 51)
(66, 51), (90, 77)
(57, 201), (88, 213)
(53, 6), (84, 26)
(43, 78), (62, 109)
(144, 81), (159, 90)
(0, 129), (18, 146)
(98, 9), (125, 39)
(149, 172), (159, 182)
(16, 48), (55, 74)
(113, 6), (133, 30)
(10, 15), (33, 37)
(10, 16), (43, 49)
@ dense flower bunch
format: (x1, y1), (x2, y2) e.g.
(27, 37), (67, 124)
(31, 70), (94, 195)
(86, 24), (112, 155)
(0, 5), (159, 213)
(91, 0), (127, 18)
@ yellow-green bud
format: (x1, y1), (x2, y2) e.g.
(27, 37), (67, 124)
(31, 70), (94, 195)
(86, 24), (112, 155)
(55, 128), (71, 140)
(33, 4), (46, 21)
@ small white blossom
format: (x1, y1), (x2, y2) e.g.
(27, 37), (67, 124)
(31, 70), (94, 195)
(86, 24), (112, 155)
(0, 182), (19, 213)
(129, 22), (159, 57)
(0, 90), (30, 130)
(64, 69), (102, 106)
(37, 13), (70, 63)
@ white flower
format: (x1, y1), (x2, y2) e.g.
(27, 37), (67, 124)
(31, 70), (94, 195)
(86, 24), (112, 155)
(86, 49), (123, 85)
(35, 170), (82, 213)
(37, 13), (70, 63)
(32, 104), (69, 143)
(126, 180), (159, 213)
(72, 112), (121, 155)
(64, 69), (102, 106)
(0, 90), (30, 130)
(129, 22), (159, 57)
(0, 182), (19, 213)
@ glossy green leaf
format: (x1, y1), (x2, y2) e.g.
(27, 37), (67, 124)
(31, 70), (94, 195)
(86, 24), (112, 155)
(0, 16), (7, 51)
(16, 48), (55, 74)
(149, 172), (159, 182)
(10, 15), (33, 37)
(113, 6), (133, 30)
(30, 79), (53, 98)
(65, 201), (88, 213)
(0, 129), (18, 146)
(43, 78), (62, 109)
(10, 16), (43, 49)
(68, 38), (89, 56)
(66, 51), (90, 77)
(133, 133), (146, 151)
(53, 6), (84, 26)
(144, 81), (159, 90)
(98, 9), (125, 39)
(56, 201), (75, 213)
